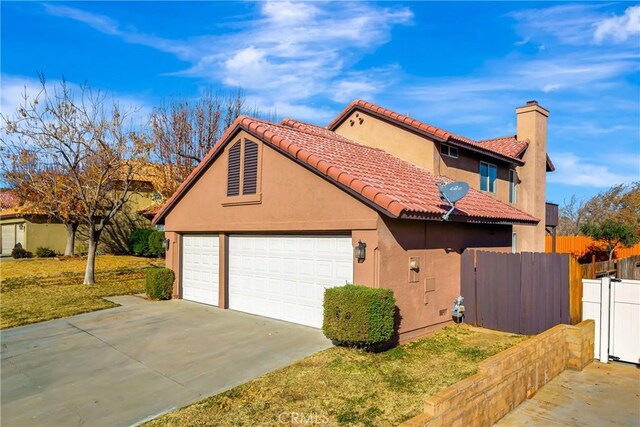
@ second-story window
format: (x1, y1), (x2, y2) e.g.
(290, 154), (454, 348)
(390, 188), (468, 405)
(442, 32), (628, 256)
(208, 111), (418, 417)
(441, 143), (459, 158)
(480, 161), (497, 193)
(509, 169), (517, 203)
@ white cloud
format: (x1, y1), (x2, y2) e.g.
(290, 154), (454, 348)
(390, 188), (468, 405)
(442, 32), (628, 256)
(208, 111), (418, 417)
(594, 5), (640, 43)
(43, 1), (413, 111)
(547, 152), (639, 188)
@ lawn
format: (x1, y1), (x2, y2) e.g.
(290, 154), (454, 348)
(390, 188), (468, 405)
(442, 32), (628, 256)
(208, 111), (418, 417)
(147, 325), (527, 427)
(0, 255), (159, 329)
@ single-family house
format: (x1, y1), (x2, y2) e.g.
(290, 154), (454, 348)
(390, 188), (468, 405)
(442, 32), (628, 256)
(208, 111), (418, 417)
(153, 99), (554, 342)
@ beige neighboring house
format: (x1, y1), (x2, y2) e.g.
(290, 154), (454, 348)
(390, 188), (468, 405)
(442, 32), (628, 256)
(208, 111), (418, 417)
(0, 191), (69, 256)
(0, 181), (159, 256)
(152, 99), (555, 342)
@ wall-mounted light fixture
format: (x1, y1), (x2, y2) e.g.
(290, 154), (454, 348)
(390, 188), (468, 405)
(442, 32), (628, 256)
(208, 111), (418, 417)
(162, 239), (170, 251)
(18, 224), (24, 230)
(354, 240), (366, 263)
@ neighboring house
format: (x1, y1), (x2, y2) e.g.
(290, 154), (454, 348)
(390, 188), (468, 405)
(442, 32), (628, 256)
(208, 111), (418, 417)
(0, 181), (158, 256)
(0, 190), (68, 256)
(152, 99), (549, 342)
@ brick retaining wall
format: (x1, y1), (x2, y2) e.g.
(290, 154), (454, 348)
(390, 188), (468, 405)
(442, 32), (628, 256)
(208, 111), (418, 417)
(401, 320), (595, 427)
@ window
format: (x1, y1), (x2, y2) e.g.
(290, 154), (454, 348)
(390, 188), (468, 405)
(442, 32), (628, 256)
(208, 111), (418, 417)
(480, 161), (497, 193)
(509, 169), (517, 203)
(227, 141), (242, 197)
(440, 143), (458, 158)
(226, 138), (261, 201)
(243, 140), (259, 195)
(512, 232), (518, 253)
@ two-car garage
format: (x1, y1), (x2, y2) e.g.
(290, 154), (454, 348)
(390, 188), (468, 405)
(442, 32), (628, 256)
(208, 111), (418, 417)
(180, 235), (353, 328)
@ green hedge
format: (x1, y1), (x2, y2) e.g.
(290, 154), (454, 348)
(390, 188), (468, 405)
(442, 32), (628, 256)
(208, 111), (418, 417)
(35, 246), (57, 258)
(145, 267), (175, 300)
(128, 228), (154, 256)
(147, 231), (165, 257)
(323, 285), (396, 348)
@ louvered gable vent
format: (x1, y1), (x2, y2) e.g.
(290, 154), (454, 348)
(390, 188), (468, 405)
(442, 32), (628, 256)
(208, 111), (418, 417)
(243, 140), (258, 194)
(227, 141), (241, 196)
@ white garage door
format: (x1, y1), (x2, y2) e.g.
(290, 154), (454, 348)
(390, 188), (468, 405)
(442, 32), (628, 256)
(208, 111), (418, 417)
(182, 235), (219, 306)
(1, 225), (16, 256)
(229, 235), (353, 328)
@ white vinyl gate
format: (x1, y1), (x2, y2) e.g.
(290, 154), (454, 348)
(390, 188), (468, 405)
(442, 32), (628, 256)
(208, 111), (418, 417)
(583, 277), (640, 364)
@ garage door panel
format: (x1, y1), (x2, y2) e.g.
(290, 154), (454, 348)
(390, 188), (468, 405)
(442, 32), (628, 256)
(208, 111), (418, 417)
(229, 235), (353, 328)
(182, 235), (219, 306)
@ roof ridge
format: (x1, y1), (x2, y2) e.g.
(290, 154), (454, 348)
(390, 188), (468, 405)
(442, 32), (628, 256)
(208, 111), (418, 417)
(329, 100), (526, 163)
(478, 134), (517, 142)
(273, 118), (388, 153)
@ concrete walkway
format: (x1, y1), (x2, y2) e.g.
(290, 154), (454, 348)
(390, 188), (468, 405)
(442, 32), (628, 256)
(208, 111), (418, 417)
(1, 296), (332, 427)
(498, 362), (640, 426)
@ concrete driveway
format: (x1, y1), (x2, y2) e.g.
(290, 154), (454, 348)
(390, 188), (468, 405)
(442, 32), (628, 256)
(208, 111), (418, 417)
(1, 296), (332, 427)
(497, 361), (640, 426)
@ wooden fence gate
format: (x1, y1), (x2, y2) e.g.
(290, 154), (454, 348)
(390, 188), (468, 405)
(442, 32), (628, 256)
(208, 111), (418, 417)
(461, 250), (570, 335)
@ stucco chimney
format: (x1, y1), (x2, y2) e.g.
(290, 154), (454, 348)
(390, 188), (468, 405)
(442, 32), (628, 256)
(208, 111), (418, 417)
(513, 100), (549, 252)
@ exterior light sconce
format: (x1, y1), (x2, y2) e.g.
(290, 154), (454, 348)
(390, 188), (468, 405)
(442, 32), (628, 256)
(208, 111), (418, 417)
(18, 224), (24, 230)
(354, 240), (366, 263)
(162, 239), (170, 251)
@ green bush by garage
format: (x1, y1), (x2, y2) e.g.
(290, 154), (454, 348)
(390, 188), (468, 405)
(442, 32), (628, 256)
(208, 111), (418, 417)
(323, 285), (397, 349)
(145, 267), (175, 300)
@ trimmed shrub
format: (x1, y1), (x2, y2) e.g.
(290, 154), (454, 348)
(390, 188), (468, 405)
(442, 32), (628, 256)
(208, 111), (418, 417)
(145, 267), (175, 300)
(128, 228), (153, 256)
(11, 245), (29, 259)
(35, 246), (57, 258)
(148, 231), (166, 258)
(323, 285), (397, 349)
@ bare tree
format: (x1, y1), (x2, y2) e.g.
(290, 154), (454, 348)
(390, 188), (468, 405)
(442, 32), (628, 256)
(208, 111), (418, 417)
(557, 195), (585, 236)
(149, 89), (245, 199)
(2, 151), (82, 256)
(1, 75), (149, 284)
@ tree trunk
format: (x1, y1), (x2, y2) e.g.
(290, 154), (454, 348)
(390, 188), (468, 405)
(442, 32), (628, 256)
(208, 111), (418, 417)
(84, 227), (101, 285)
(64, 222), (78, 256)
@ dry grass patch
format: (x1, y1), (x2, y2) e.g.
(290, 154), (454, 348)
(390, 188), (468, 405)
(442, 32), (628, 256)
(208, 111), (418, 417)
(0, 255), (158, 328)
(147, 325), (527, 427)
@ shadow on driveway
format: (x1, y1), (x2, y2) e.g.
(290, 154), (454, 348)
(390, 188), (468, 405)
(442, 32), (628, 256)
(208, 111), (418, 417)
(1, 296), (332, 427)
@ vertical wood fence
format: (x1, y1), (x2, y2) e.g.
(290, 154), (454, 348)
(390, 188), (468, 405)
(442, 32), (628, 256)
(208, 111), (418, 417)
(545, 236), (640, 258)
(461, 250), (570, 335)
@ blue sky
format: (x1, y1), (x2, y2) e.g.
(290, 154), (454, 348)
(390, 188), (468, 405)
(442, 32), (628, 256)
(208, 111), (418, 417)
(2, 1), (639, 204)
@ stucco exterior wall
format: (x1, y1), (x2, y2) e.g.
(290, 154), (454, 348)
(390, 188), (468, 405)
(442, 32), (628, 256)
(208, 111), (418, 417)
(333, 111), (436, 171)
(27, 222), (68, 254)
(435, 145), (514, 206)
(372, 218), (511, 341)
(164, 131), (379, 233)
(513, 104), (548, 252)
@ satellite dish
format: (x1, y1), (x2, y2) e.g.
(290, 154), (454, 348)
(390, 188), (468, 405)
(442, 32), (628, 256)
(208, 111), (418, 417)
(436, 181), (469, 221)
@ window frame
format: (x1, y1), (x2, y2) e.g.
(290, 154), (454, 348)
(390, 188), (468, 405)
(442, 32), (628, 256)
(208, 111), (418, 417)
(480, 161), (497, 193)
(223, 137), (262, 206)
(509, 169), (517, 204)
(440, 143), (459, 159)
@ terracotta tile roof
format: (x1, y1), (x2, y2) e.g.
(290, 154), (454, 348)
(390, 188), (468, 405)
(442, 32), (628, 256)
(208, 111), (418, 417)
(328, 99), (529, 165)
(137, 203), (162, 219)
(154, 116), (538, 225)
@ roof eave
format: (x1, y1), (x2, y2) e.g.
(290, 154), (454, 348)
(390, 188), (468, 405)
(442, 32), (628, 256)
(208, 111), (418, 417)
(399, 211), (539, 226)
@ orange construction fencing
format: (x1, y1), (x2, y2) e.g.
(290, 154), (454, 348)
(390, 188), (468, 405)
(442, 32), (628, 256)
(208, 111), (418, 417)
(546, 236), (640, 258)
